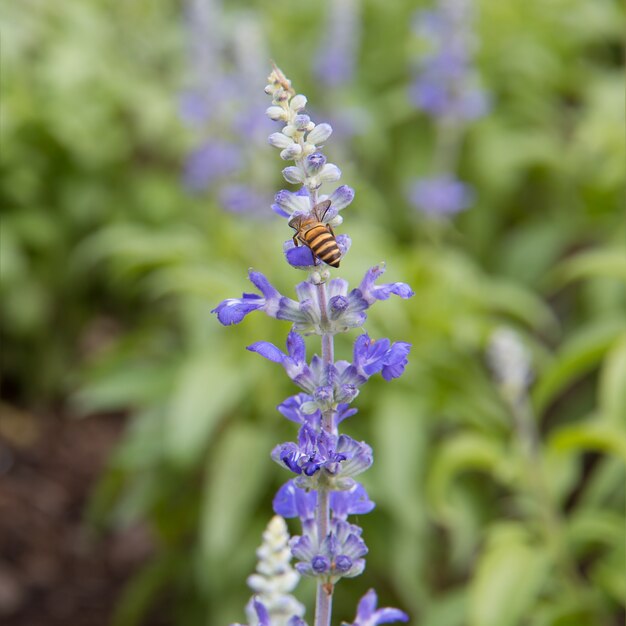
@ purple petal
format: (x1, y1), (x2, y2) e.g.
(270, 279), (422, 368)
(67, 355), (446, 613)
(357, 589), (378, 620)
(211, 295), (264, 326)
(249, 270), (280, 300)
(372, 608), (410, 624)
(247, 341), (285, 363)
(287, 329), (306, 363)
(328, 185), (355, 210)
(285, 244), (316, 268)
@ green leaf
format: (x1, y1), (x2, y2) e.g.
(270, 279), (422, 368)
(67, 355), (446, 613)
(554, 248), (626, 284)
(567, 509), (624, 552)
(533, 317), (626, 414)
(599, 333), (626, 423)
(549, 418), (626, 462)
(111, 552), (182, 626)
(428, 434), (504, 521)
(469, 525), (550, 626)
(201, 423), (273, 568)
(164, 352), (249, 467)
(371, 392), (428, 521)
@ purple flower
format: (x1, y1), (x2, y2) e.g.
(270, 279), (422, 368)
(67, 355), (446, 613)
(249, 330), (410, 406)
(408, 175), (474, 217)
(248, 330), (319, 392)
(314, 0), (361, 88)
(277, 394), (357, 430)
(214, 264), (412, 334)
(183, 141), (241, 191)
(272, 185), (355, 221)
(272, 426), (373, 489)
(410, 0), (489, 122)
(230, 597), (270, 626)
(345, 589), (409, 625)
(291, 519), (368, 580)
(212, 271), (303, 326)
(274, 480), (375, 521)
(355, 264), (415, 306)
(219, 184), (268, 215)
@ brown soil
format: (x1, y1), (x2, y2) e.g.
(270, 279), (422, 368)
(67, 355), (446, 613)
(0, 407), (153, 626)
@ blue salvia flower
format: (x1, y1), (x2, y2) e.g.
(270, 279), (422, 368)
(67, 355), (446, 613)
(314, 0), (362, 88)
(410, 0), (488, 121)
(180, 1), (273, 213)
(408, 175), (474, 217)
(342, 589), (409, 626)
(408, 0), (489, 218)
(214, 64), (409, 626)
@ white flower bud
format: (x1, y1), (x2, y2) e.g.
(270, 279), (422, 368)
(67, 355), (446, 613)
(281, 124), (297, 138)
(318, 163), (342, 183)
(266, 106), (287, 121)
(307, 122), (333, 145)
(302, 142), (317, 156)
(290, 94), (307, 112)
(242, 516), (304, 626)
(280, 144), (302, 160)
(282, 166), (305, 184)
(487, 327), (533, 399)
(268, 132), (293, 149)
(309, 271), (323, 284)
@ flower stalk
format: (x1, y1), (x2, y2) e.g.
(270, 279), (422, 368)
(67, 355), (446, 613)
(216, 64), (411, 626)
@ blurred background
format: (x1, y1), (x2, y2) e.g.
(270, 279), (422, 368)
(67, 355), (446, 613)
(1, 0), (625, 625)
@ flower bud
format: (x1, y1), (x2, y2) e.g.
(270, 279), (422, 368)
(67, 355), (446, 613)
(268, 132), (294, 149)
(290, 94), (308, 112)
(318, 163), (341, 183)
(307, 123), (333, 145)
(266, 106), (287, 121)
(303, 153), (327, 176)
(280, 144), (303, 160)
(294, 114), (312, 130)
(282, 166), (305, 184)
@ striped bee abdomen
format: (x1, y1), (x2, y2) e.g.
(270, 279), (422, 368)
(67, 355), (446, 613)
(303, 224), (342, 268)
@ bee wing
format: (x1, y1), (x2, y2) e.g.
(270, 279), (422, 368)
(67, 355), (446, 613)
(313, 199), (332, 221)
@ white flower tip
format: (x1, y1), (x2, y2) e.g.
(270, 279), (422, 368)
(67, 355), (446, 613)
(319, 163), (341, 183)
(290, 94), (307, 112)
(307, 122), (333, 145)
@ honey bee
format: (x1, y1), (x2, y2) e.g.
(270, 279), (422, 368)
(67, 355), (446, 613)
(288, 200), (342, 268)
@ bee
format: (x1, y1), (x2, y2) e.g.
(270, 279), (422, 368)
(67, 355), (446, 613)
(288, 200), (342, 268)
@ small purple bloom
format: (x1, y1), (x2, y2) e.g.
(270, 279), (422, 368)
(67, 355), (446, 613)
(346, 589), (409, 625)
(355, 265), (415, 306)
(314, 0), (361, 88)
(291, 518), (368, 580)
(408, 175), (474, 217)
(410, 0), (489, 123)
(272, 425), (348, 477)
(212, 271), (305, 327)
(219, 184), (267, 214)
(272, 426), (372, 489)
(183, 141), (241, 191)
(248, 330), (317, 392)
(274, 480), (374, 521)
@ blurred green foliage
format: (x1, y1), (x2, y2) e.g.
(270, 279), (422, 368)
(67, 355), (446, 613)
(1, 0), (624, 625)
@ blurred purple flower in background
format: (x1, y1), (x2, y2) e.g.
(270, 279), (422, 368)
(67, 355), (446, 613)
(410, 0), (488, 121)
(180, 0), (273, 214)
(408, 0), (489, 218)
(408, 175), (473, 217)
(314, 0), (362, 88)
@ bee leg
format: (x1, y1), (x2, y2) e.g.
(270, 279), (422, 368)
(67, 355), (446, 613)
(327, 224), (336, 237)
(292, 235), (300, 247)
